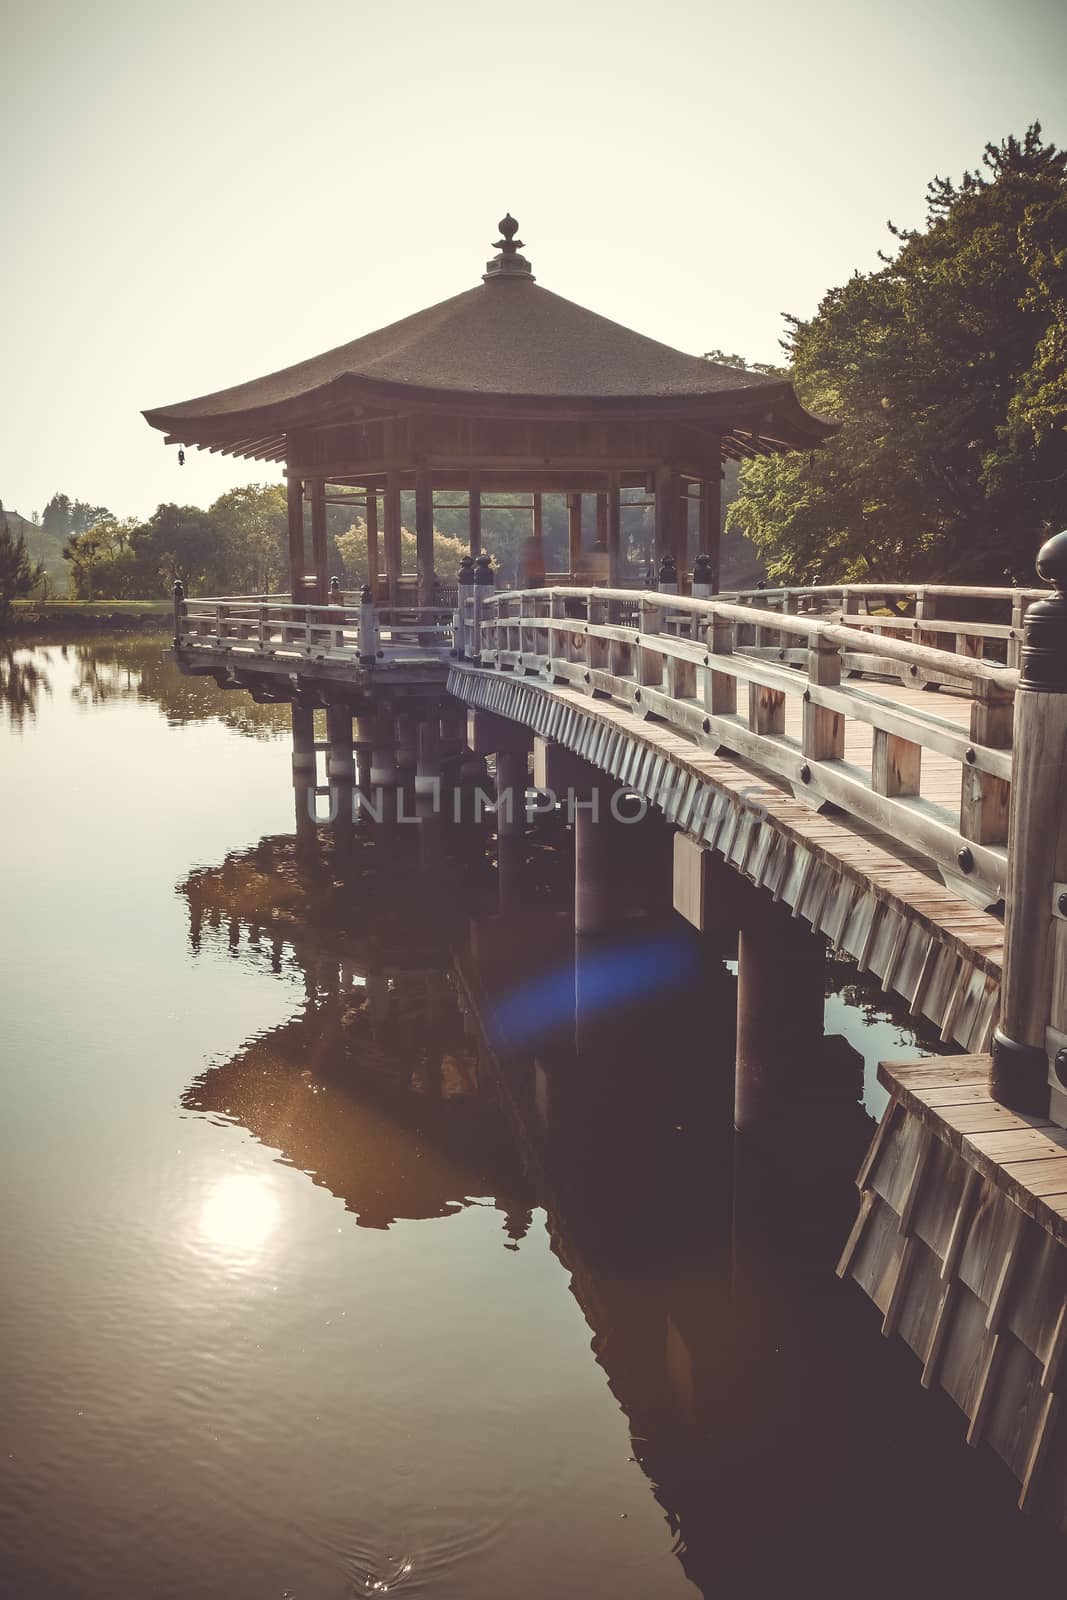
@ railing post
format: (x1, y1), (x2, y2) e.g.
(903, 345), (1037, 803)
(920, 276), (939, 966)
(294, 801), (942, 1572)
(691, 553), (713, 602)
(172, 579), (185, 647)
(586, 592), (608, 679)
(472, 551), (494, 665)
(1008, 589), (1025, 671)
(359, 583), (378, 666)
(658, 552), (678, 635)
(328, 574), (343, 650)
(802, 631), (844, 762)
(637, 594), (663, 689)
(959, 679), (1012, 847)
(455, 553), (475, 659)
(992, 531), (1067, 1120)
(705, 611), (737, 717)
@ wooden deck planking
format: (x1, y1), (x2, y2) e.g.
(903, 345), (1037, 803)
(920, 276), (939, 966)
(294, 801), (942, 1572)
(879, 1056), (1067, 1245)
(779, 679), (973, 818)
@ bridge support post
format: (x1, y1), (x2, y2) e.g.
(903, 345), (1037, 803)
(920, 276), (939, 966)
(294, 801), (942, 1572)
(325, 704), (355, 786)
(415, 718), (442, 800)
(992, 532), (1067, 1122)
(291, 702), (316, 842)
(574, 777), (627, 936)
(495, 748), (530, 837)
(467, 709), (531, 836)
(369, 714), (398, 792)
(354, 716), (375, 790)
(735, 893), (826, 1135)
(396, 713), (418, 777)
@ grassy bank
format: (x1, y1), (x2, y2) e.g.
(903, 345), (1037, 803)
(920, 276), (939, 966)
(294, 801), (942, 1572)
(5, 600), (173, 635)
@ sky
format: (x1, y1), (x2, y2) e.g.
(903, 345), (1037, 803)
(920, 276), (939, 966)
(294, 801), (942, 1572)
(3, 0), (1065, 522)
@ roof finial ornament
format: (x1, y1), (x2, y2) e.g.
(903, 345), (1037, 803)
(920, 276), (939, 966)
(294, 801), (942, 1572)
(483, 213), (535, 283)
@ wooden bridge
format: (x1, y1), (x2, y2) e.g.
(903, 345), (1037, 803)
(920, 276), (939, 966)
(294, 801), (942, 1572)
(174, 558), (1067, 1529)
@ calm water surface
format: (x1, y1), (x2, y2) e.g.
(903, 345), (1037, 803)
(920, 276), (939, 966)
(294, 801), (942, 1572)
(1, 637), (1062, 1598)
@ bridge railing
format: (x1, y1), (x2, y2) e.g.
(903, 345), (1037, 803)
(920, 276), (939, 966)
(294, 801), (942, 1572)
(174, 591), (454, 658)
(475, 586), (1018, 906)
(726, 582), (1046, 670)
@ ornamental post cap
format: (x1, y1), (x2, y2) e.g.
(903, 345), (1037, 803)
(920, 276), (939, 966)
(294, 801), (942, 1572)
(1036, 530), (1067, 591)
(483, 213), (534, 282)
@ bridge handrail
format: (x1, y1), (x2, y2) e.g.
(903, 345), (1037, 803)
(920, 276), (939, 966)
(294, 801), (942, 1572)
(479, 587), (1019, 692)
(472, 585), (1014, 905)
(729, 581), (1046, 603)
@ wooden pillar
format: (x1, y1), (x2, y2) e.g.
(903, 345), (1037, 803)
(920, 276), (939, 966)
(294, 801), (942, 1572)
(325, 702), (355, 785)
(495, 747), (529, 838)
(568, 493), (583, 579)
(699, 450), (723, 594)
(574, 778), (624, 935)
(992, 532), (1067, 1121)
(735, 893), (826, 1133)
(291, 702), (316, 841)
(654, 465), (680, 573)
(369, 714), (398, 790)
(309, 477), (328, 602)
(468, 468), (482, 558)
(366, 489), (380, 600)
(286, 472), (305, 598)
(415, 457), (435, 607)
(531, 493), (545, 584)
(677, 481), (691, 580)
(606, 471), (622, 587)
(415, 718), (441, 800)
(595, 492), (608, 551)
(384, 473), (401, 607)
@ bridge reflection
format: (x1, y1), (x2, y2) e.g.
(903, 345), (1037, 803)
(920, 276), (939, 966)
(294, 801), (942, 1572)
(178, 807), (1004, 1593)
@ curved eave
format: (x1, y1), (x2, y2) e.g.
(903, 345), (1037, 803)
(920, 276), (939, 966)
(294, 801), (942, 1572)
(144, 372), (836, 466)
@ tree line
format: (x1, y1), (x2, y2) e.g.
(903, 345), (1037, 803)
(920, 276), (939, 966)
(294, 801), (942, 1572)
(9, 124), (1059, 609)
(729, 125), (1067, 584)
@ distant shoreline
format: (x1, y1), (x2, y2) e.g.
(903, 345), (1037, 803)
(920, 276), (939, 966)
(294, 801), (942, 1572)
(3, 601), (172, 637)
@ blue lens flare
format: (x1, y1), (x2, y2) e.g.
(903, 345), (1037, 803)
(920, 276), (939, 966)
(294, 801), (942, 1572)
(490, 931), (701, 1043)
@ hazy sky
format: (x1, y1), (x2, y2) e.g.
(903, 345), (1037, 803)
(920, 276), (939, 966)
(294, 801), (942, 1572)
(3, 0), (1065, 521)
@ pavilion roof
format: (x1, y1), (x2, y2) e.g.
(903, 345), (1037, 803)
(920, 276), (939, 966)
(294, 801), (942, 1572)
(144, 217), (836, 459)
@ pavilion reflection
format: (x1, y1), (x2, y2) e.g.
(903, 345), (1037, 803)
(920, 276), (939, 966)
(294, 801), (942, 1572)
(178, 813), (900, 1594)
(180, 822), (532, 1237)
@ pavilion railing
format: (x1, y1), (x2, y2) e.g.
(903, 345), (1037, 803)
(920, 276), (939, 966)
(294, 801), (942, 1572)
(471, 586), (1018, 907)
(175, 593), (454, 659)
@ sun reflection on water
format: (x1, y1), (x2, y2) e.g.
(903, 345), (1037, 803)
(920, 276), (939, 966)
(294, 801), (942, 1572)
(197, 1172), (282, 1260)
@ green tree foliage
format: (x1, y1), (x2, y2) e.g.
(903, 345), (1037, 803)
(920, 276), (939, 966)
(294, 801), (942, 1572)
(334, 520), (469, 584)
(208, 484), (290, 592)
(0, 511), (45, 622)
(728, 126), (1067, 584)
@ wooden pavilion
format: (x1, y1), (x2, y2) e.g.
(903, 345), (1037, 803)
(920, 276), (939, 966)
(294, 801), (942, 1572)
(144, 216), (834, 603)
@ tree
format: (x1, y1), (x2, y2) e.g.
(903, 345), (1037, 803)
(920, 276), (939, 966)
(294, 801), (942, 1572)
(63, 522), (118, 600)
(728, 126), (1067, 585)
(334, 520), (469, 585)
(41, 493), (72, 540)
(0, 512), (45, 623)
(209, 484), (289, 592)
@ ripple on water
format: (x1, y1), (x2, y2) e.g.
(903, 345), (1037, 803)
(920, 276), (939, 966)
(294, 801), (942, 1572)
(328, 1497), (511, 1598)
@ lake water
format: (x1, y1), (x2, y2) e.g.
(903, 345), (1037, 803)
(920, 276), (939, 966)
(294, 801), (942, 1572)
(1, 636), (1062, 1598)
